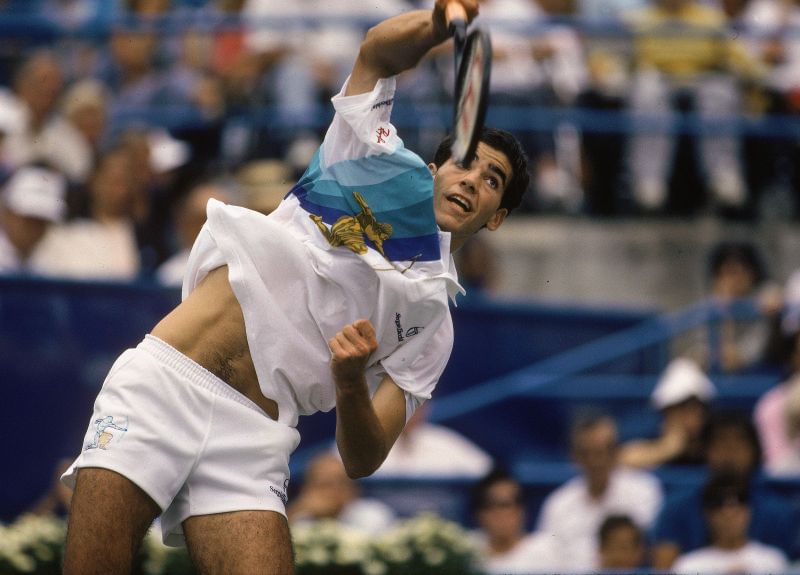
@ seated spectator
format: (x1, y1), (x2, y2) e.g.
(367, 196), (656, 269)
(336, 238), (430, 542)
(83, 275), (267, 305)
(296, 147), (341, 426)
(116, 126), (192, 271)
(54, 79), (110, 185)
(235, 158), (293, 215)
(156, 181), (238, 287)
(755, 328), (800, 473)
(650, 410), (799, 568)
(238, 0), (408, 158)
(683, 241), (781, 374)
(1, 51), (66, 174)
(619, 357), (715, 468)
(286, 452), (395, 534)
(0, 164), (67, 272)
(373, 402), (493, 478)
(537, 413), (663, 571)
(597, 514), (647, 572)
(477, 0), (588, 213)
(469, 467), (562, 574)
(672, 471), (789, 574)
(29, 148), (141, 280)
(625, 0), (763, 214)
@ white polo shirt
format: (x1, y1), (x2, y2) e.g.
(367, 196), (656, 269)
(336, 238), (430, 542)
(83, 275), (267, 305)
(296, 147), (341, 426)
(183, 76), (462, 428)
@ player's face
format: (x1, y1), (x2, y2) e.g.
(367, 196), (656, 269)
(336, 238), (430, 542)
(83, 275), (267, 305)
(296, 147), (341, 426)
(429, 142), (511, 252)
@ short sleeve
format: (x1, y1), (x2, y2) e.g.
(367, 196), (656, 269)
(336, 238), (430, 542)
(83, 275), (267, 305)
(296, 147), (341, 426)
(380, 311), (454, 422)
(321, 76), (403, 168)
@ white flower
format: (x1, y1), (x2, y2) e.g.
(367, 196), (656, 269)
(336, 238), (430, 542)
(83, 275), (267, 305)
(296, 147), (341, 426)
(422, 547), (447, 566)
(363, 558), (388, 575)
(306, 545), (329, 565)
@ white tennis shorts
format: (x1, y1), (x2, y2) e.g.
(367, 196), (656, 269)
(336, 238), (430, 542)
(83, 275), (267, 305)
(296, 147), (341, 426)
(62, 335), (301, 546)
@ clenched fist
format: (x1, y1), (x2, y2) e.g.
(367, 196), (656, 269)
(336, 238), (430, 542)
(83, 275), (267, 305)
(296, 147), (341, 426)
(329, 319), (378, 389)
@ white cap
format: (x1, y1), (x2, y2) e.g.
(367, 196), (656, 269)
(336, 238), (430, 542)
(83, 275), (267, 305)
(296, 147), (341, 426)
(1, 166), (67, 222)
(148, 129), (190, 174)
(651, 357), (716, 410)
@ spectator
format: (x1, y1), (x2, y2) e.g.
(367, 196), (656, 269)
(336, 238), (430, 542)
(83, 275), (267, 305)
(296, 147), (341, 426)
(156, 181), (237, 287)
(754, 328), (800, 473)
(650, 410), (799, 568)
(116, 126), (192, 271)
(286, 452), (396, 534)
(625, 0), (763, 214)
(577, 1), (642, 216)
(1, 64), (106, 186)
(677, 241), (780, 374)
(537, 413), (663, 571)
(619, 357), (715, 468)
(28, 148), (141, 280)
(1, 51), (68, 173)
(237, 0), (409, 158)
(235, 158), (292, 215)
(720, 0), (798, 218)
(671, 470), (789, 574)
(477, 0), (587, 213)
(53, 79), (110, 185)
(597, 514), (647, 572)
(373, 402), (493, 478)
(578, 0), (646, 21)
(96, 18), (169, 132)
(470, 468), (562, 574)
(0, 164), (68, 272)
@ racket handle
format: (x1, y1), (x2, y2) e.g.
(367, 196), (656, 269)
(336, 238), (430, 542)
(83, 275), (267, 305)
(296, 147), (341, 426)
(446, 2), (467, 44)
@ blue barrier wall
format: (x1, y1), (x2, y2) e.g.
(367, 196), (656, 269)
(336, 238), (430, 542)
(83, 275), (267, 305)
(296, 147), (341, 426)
(0, 276), (659, 520)
(0, 277), (179, 521)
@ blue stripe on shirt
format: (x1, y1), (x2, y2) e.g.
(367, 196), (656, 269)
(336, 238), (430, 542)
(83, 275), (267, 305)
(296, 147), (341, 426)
(290, 147), (441, 262)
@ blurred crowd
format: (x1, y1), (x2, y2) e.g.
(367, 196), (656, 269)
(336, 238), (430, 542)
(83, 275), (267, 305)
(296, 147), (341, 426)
(3, 0), (800, 282)
(6, 1), (800, 573)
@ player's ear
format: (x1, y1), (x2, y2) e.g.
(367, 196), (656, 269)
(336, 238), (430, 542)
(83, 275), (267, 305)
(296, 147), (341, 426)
(484, 208), (507, 232)
(428, 163), (437, 177)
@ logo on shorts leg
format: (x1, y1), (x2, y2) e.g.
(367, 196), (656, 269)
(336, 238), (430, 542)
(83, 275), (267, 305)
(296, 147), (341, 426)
(85, 415), (128, 451)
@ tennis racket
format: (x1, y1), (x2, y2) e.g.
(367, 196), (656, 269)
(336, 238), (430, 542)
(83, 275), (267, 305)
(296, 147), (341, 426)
(446, 2), (492, 168)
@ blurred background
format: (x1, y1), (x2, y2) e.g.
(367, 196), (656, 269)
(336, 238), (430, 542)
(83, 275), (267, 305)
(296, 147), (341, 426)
(3, 0), (800, 573)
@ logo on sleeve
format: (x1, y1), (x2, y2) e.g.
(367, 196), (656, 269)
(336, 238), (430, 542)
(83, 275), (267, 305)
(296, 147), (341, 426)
(371, 98), (393, 110)
(376, 126), (391, 144)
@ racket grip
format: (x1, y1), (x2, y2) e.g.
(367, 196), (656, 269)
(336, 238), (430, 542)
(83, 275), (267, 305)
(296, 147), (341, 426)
(446, 2), (467, 41)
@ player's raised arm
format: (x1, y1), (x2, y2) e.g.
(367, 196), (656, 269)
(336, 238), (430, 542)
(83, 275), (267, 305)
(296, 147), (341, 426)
(346, 0), (479, 96)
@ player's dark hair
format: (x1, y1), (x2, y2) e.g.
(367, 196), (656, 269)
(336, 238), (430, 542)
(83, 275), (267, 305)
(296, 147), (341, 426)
(433, 127), (530, 214)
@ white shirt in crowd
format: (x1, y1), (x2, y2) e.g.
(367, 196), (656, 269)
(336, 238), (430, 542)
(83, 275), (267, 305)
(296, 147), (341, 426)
(672, 540), (789, 574)
(374, 423), (493, 478)
(29, 219), (140, 280)
(536, 466), (663, 570)
(472, 531), (564, 575)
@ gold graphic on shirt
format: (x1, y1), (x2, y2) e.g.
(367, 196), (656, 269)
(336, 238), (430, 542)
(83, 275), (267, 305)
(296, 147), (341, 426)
(310, 191), (393, 257)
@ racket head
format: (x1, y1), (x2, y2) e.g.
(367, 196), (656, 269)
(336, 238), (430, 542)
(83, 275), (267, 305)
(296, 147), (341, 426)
(451, 28), (492, 168)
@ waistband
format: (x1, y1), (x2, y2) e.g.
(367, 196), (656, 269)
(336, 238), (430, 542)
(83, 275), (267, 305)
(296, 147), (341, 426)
(140, 334), (266, 416)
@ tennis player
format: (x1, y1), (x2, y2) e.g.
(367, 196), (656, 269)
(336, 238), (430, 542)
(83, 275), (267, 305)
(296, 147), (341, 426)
(61, 1), (529, 573)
